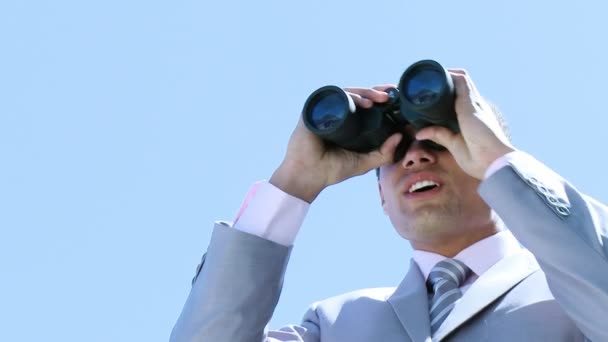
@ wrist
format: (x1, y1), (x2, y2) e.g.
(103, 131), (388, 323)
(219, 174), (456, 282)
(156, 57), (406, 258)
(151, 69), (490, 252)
(480, 145), (515, 178)
(270, 161), (326, 203)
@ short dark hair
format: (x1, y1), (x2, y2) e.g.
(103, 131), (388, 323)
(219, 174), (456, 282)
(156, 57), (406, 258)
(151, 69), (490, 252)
(375, 101), (510, 179)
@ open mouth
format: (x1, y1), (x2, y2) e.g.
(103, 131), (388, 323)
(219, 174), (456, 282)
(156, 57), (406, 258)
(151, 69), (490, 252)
(411, 184), (438, 193)
(408, 180), (440, 194)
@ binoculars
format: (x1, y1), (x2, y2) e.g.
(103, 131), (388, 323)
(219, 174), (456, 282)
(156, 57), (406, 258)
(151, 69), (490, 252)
(302, 60), (458, 161)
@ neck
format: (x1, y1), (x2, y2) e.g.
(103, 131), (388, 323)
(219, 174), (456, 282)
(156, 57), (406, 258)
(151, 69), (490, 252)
(410, 222), (501, 257)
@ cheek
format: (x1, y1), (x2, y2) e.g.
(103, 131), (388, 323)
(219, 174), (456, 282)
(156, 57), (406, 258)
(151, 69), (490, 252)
(379, 163), (401, 181)
(382, 189), (405, 216)
(457, 181), (487, 208)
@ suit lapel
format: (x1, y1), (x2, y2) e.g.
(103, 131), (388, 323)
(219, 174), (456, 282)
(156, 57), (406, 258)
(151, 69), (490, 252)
(432, 249), (540, 341)
(387, 260), (432, 342)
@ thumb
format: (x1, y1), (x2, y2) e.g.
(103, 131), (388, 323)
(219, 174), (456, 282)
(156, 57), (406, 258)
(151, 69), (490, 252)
(415, 126), (463, 151)
(359, 133), (403, 171)
(379, 133), (404, 161)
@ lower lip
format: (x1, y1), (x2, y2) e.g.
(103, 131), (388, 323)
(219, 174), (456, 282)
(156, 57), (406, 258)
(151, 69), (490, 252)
(404, 186), (442, 200)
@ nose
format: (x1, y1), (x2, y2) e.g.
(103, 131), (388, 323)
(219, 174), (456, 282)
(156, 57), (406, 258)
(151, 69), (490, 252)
(400, 140), (437, 169)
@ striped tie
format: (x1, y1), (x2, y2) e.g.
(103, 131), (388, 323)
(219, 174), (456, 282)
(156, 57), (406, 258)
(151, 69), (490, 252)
(427, 259), (471, 335)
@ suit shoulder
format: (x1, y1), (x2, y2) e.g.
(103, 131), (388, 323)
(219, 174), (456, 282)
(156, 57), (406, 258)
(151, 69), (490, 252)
(310, 287), (396, 309)
(303, 287), (398, 326)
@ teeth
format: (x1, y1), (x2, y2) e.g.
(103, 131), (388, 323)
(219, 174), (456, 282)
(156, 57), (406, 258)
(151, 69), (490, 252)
(409, 180), (439, 193)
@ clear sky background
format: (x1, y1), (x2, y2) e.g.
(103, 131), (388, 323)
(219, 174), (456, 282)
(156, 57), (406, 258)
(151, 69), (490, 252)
(1, 1), (608, 341)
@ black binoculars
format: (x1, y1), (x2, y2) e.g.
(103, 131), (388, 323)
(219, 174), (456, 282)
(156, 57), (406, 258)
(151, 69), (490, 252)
(302, 60), (458, 161)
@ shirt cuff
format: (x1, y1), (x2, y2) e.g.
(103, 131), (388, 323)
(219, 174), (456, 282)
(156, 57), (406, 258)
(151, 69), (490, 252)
(484, 151), (520, 179)
(232, 181), (310, 246)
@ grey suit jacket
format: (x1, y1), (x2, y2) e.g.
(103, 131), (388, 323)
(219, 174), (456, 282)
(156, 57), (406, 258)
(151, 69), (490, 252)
(171, 152), (608, 341)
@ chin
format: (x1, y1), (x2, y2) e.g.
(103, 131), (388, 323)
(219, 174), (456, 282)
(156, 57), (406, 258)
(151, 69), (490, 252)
(394, 212), (456, 240)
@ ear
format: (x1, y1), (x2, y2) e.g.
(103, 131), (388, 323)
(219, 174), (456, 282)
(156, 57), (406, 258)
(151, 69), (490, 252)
(378, 182), (388, 215)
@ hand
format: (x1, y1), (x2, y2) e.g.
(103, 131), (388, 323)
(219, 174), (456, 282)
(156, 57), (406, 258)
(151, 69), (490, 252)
(270, 85), (403, 203)
(415, 69), (515, 179)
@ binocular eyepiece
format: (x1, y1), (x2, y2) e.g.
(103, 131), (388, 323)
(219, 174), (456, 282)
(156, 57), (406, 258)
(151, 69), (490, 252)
(302, 60), (458, 160)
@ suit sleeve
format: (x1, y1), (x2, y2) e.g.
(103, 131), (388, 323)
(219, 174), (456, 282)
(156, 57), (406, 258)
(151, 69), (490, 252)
(170, 222), (320, 342)
(479, 151), (608, 342)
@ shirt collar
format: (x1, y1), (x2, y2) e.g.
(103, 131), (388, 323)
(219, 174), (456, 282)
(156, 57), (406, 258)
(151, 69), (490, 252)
(412, 230), (522, 281)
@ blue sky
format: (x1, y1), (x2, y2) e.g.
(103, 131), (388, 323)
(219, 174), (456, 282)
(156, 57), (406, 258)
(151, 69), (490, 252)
(1, 1), (607, 341)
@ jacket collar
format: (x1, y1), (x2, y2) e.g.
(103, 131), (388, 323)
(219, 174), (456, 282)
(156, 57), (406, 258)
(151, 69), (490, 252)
(387, 249), (539, 342)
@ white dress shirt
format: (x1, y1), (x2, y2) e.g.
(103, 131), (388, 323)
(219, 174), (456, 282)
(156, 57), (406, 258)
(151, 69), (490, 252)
(412, 230), (523, 294)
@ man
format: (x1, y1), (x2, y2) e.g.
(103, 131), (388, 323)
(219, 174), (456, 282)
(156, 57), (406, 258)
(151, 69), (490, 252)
(170, 69), (608, 341)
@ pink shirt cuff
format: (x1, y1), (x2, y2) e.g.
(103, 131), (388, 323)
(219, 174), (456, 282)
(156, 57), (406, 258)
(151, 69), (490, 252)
(232, 181), (310, 246)
(484, 151), (520, 179)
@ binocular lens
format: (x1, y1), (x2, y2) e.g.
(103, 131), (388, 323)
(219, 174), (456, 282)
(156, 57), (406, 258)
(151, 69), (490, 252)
(309, 92), (347, 131)
(404, 68), (444, 106)
(302, 59), (458, 155)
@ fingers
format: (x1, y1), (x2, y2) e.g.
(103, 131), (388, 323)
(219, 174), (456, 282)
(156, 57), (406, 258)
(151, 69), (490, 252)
(379, 133), (404, 160)
(449, 71), (471, 98)
(372, 84), (398, 91)
(344, 85), (396, 108)
(415, 126), (464, 154)
(448, 68), (479, 97)
(448, 68), (466, 74)
(448, 69), (492, 121)
(346, 92), (374, 108)
(358, 133), (403, 172)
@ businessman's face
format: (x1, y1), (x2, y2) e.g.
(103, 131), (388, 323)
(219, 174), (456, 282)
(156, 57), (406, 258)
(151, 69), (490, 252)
(377, 138), (495, 251)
